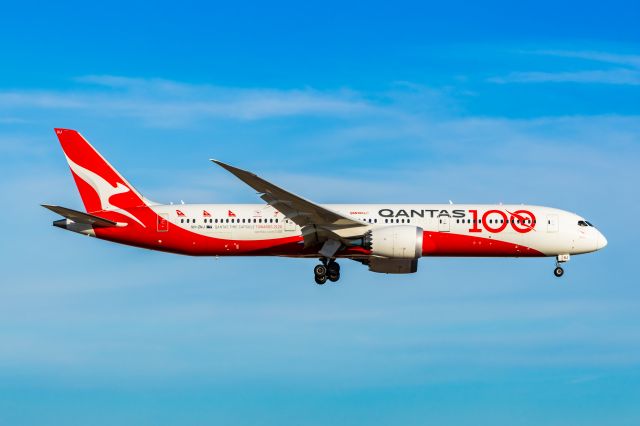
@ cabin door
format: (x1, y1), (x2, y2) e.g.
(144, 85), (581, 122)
(438, 216), (450, 232)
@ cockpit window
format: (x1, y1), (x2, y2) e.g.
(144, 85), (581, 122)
(578, 220), (594, 227)
(586, 221), (594, 227)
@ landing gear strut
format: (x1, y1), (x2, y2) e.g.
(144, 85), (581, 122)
(314, 258), (340, 284)
(554, 254), (570, 278)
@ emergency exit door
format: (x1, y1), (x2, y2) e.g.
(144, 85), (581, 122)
(438, 216), (450, 232)
(157, 213), (169, 232)
(284, 218), (296, 231)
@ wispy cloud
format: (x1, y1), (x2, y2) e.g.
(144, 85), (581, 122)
(489, 49), (640, 85)
(0, 75), (378, 126)
(532, 50), (640, 68)
(489, 69), (640, 85)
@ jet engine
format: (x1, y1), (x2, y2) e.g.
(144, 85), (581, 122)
(362, 225), (424, 259)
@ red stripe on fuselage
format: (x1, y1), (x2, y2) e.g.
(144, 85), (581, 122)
(89, 205), (544, 258)
(422, 231), (543, 257)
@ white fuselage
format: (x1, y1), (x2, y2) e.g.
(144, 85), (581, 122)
(141, 203), (607, 257)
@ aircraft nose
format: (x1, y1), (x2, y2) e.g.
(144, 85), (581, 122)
(597, 230), (608, 250)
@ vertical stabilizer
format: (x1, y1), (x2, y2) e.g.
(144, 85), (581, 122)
(53, 129), (151, 226)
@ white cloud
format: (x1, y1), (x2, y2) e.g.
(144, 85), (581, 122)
(490, 49), (640, 85)
(532, 50), (640, 68)
(0, 75), (379, 125)
(489, 69), (640, 85)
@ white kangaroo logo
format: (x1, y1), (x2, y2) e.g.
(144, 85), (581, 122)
(65, 155), (146, 228)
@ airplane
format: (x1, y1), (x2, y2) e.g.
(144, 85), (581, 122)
(43, 128), (607, 284)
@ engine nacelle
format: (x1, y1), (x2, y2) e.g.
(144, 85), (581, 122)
(363, 225), (423, 259)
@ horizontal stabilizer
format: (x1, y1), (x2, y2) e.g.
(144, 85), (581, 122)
(41, 204), (121, 227)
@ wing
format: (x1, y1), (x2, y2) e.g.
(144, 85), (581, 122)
(211, 160), (363, 227)
(210, 160), (368, 253)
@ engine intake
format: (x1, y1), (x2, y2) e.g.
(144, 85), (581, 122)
(363, 225), (423, 259)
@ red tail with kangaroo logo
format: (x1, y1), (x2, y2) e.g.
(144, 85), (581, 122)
(54, 128), (152, 227)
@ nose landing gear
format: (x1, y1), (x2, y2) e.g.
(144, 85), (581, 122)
(314, 258), (340, 284)
(554, 266), (564, 277)
(553, 254), (570, 278)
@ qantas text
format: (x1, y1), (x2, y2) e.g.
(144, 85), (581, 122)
(377, 208), (537, 234)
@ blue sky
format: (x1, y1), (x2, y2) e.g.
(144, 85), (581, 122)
(1, 1), (639, 424)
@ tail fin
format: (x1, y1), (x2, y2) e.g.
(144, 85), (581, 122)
(54, 128), (150, 214)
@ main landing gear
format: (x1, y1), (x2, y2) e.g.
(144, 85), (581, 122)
(554, 254), (570, 278)
(314, 258), (340, 285)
